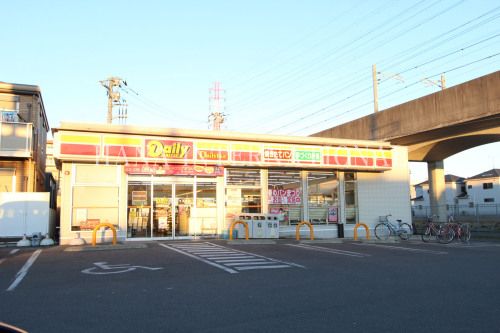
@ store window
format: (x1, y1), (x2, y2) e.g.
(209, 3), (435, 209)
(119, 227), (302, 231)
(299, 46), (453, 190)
(268, 169), (302, 225)
(72, 186), (120, 231)
(308, 171), (338, 224)
(71, 164), (120, 231)
(344, 172), (358, 224)
(226, 168), (262, 217)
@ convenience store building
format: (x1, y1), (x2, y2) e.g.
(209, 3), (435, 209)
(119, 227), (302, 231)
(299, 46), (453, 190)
(53, 122), (411, 245)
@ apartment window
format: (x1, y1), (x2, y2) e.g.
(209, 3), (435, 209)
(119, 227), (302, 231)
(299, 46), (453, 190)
(484, 198), (494, 203)
(0, 94), (20, 122)
(483, 183), (493, 190)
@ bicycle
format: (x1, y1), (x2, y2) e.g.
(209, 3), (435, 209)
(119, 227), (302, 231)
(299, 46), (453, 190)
(374, 214), (413, 241)
(445, 215), (471, 243)
(421, 215), (454, 244)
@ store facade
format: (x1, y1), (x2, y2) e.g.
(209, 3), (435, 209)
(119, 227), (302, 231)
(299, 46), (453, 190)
(53, 122), (411, 245)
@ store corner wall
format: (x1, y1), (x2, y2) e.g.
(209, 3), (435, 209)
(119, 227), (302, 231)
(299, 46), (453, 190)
(59, 162), (72, 245)
(357, 146), (412, 226)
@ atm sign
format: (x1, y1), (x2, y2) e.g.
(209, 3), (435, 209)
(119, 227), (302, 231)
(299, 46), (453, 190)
(295, 150), (321, 162)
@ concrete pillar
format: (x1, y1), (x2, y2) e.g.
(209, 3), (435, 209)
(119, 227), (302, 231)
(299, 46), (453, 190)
(301, 171), (309, 222)
(338, 172), (346, 224)
(427, 161), (447, 223)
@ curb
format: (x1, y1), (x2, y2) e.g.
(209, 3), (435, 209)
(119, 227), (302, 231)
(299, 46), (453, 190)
(64, 243), (148, 252)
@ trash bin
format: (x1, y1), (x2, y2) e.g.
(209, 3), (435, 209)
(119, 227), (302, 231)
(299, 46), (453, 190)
(252, 215), (266, 238)
(337, 223), (344, 238)
(31, 232), (42, 246)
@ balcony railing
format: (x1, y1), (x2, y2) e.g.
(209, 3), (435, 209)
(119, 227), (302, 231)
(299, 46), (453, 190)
(0, 121), (33, 157)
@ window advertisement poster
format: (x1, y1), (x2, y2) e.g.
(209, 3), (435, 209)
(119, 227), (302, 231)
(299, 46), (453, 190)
(268, 188), (301, 204)
(225, 188), (242, 220)
(328, 206), (338, 223)
(132, 191), (148, 206)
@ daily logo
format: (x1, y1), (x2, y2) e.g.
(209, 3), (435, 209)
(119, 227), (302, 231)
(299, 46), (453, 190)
(146, 140), (193, 159)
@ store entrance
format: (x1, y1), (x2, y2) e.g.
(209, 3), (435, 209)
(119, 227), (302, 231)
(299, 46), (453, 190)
(127, 181), (193, 239)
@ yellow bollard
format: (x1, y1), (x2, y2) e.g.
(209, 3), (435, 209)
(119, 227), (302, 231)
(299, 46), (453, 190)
(296, 221), (315, 240)
(229, 220), (249, 240)
(354, 223), (370, 240)
(92, 223), (117, 246)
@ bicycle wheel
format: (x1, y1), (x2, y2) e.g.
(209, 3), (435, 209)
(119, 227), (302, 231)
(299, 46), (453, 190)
(459, 224), (471, 242)
(375, 223), (390, 240)
(421, 226), (432, 242)
(398, 223), (412, 240)
(438, 225), (455, 244)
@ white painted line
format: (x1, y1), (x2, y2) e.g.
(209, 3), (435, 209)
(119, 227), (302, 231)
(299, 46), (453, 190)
(6, 249), (42, 292)
(225, 261), (276, 266)
(235, 265), (292, 270)
(215, 258), (267, 263)
(0, 258), (5, 265)
(158, 243), (239, 274)
(206, 256), (255, 260)
(204, 242), (306, 268)
(192, 251), (238, 255)
(354, 243), (448, 254)
(10, 249), (20, 255)
(287, 243), (370, 257)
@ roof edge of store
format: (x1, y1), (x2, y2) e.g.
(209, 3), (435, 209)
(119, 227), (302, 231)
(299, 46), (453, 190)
(53, 121), (392, 149)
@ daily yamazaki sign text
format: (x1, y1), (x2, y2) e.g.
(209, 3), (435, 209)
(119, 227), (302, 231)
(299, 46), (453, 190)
(55, 132), (393, 171)
(146, 140), (193, 159)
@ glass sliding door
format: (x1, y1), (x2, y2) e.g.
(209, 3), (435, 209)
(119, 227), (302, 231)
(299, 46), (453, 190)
(175, 184), (193, 237)
(153, 184), (173, 237)
(127, 182), (152, 238)
(128, 178), (215, 239)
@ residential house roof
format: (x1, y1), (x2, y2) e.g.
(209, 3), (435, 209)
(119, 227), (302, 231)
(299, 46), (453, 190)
(467, 169), (500, 180)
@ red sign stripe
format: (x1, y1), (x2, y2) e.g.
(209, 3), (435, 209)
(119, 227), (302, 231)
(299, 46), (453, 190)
(105, 145), (142, 157)
(60, 143), (100, 156)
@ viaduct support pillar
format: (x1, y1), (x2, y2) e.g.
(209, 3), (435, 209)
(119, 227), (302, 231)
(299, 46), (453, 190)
(427, 161), (447, 223)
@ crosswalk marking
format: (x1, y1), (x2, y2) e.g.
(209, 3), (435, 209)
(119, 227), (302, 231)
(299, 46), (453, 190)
(159, 242), (304, 273)
(287, 243), (371, 257)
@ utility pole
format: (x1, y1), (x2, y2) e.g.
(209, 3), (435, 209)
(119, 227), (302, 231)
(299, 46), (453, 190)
(422, 73), (446, 90)
(100, 77), (128, 124)
(208, 82), (226, 130)
(440, 74), (446, 90)
(372, 64), (379, 113)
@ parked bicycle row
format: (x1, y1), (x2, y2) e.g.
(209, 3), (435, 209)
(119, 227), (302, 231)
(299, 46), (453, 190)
(374, 214), (471, 244)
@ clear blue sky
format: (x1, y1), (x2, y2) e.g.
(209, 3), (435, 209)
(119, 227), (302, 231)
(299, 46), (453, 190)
(2, 0), (499, 184)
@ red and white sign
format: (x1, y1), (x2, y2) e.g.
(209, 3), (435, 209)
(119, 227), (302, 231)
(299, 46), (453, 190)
(268, 188), (301, 204)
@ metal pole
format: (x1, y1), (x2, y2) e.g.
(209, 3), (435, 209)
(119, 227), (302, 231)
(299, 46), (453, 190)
(372, 64), (379, 113)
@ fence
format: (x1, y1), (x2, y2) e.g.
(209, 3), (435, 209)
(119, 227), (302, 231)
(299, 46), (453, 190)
(412, 203), (500, 234)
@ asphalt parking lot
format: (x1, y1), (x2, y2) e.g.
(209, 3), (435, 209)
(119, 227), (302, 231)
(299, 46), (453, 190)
(1, 239), (500, 332)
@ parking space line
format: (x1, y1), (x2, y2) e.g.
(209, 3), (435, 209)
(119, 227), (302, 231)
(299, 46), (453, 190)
(235, 265), (293, 271)
(354, 243), (448, 254)
(6, 249), (42, 292)
(287, 243), (370, 257)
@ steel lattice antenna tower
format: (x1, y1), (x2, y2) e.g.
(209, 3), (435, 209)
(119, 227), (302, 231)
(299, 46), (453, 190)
(208, 82), (226, 130)
(100, 77), (128, 124)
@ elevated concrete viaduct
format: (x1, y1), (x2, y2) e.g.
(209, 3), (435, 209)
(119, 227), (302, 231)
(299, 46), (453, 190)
(312, 71), (500, 222)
